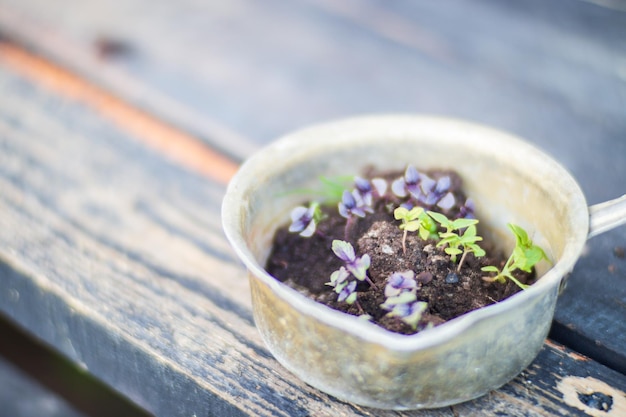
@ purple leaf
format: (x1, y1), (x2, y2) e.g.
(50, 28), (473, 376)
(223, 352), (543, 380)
(288, 204), (318, 237)
(436, 192), (456, 210)
(338, 190), (367, 218)
(385, 270), (417, 297)
(337, 280), (357, 303)
(331, 240), (356, 263)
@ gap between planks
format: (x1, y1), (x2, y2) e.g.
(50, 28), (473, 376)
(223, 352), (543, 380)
(0, 40), (239, 185)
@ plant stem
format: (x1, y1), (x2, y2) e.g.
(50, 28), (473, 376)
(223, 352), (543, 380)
(344, 216), (354, 241)
(355, 300), (365, 315)
(457, 250), (469, 272)
(402, 229), (408, 255)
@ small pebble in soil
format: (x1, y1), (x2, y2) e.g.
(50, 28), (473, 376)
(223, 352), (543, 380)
(445, 272), (459, 284)
(381, 244), (394, 255)
(416, 271), (433, 284)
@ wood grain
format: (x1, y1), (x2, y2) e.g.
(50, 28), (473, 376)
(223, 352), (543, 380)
(0, 0), (625, 415)
(0, 42), (238, 184)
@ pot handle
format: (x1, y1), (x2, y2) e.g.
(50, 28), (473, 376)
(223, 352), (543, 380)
(588, 194), (626, 239)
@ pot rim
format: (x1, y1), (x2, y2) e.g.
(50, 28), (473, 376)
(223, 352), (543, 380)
(222, 114), (589, 352)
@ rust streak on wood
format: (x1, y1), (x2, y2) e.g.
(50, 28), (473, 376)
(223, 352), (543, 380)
(545, 339), (590, 362)
(0, 42), (239, 185)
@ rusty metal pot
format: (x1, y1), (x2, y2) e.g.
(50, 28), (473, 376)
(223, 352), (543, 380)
(222, 115), (626, 409)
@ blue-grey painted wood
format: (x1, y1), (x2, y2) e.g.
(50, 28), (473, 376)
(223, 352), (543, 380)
(0, 0), (625, 415)
(1, 50), (626, 417)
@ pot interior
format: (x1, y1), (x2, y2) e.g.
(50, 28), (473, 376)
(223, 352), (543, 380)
(236, 116), (588, 288)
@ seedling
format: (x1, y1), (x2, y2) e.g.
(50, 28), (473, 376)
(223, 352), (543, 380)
(437, 224), (486, 271)
(421, 175), (456, 210)
(394, 206), (438, 254)
(381, 271), (427, 330)
(289, 202), (324, 237)
(338, 190), (372, 240)
(391, 165), (422, 200)
(482, 224), (550, 289)
(427, 211), (478, 235)
(326, 240), (374, 305)
(384, 270), (417, 297)
(354, 176), (388, 207)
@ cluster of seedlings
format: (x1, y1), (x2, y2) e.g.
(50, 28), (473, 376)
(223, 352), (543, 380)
(271, 165), (549, 334)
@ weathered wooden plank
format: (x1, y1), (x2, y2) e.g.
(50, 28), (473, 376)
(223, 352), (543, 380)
(0, 0), (624, 178)
(1, 51), (626, 416)
(551, 226), (626, 375)
(455, 340), (626, 417)
(0, 57), (445, 417)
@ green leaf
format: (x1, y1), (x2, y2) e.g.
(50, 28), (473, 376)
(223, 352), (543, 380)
(461, 224), (477, 239)
(319, 175), (354, 203)
(508, 223), (531, 247)
(445, 247), (462, 255)
(345, 291), (358, 304)
(403, 302), (428, 329)
(427, 211), (452, 229)
(394, 206), (409, 221)
(481, 266), (500, 273)
(451, 218), (478, 230)
(470, 245), (486, 257)
(401, 221), (421, 232)
(418, 227), (431, 241)
(384, 291), (417, 306)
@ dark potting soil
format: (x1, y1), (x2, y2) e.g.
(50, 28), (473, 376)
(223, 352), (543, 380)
(266, 168), (534, 335)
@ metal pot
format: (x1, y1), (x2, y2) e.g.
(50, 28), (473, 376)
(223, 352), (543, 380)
(222, 115), (626, 409)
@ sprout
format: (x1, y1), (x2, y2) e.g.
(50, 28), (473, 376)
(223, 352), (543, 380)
(380, 270), (427, 330)
(384, 270), (417, 297)
(338, 190), (367, 219)
(331, 240), (371, 282)
(428, 211), (485, 271)
(394, 206), (438, 254)
(437, 224), (486, 271)
(391, 165), (421, 199)
(289, 202), (323, 237)
(482, 224), (550, 289)
(327, 240), (374, 305)
(354, 176), (374, 207)
(427, 211), (478, 235)
(338, 189), (371, 240)
(381, 291), (428, 330)
(421, 176), (456, 210)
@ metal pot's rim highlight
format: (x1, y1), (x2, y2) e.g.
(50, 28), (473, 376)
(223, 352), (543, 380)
(222, 114), (589, 352)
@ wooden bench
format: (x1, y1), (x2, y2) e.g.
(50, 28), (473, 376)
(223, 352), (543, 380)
(0, 0), (625, 415)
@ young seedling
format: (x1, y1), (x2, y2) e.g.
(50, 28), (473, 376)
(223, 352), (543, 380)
(354, 176), (388, 207)
(427, 211), (478, 235)
(381, 271), (427, 330)
(482, 224), (550, 290)
(338, 190), (370, 240)
(391, 165), (422, 199)
(288, 202), (324, 237)
(331, 240), (373, 284)
(437, 223), (486, 271)
(394, 206), (438, 254)
(384, 270), (417, 297)
(326, 240), (374, 306)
